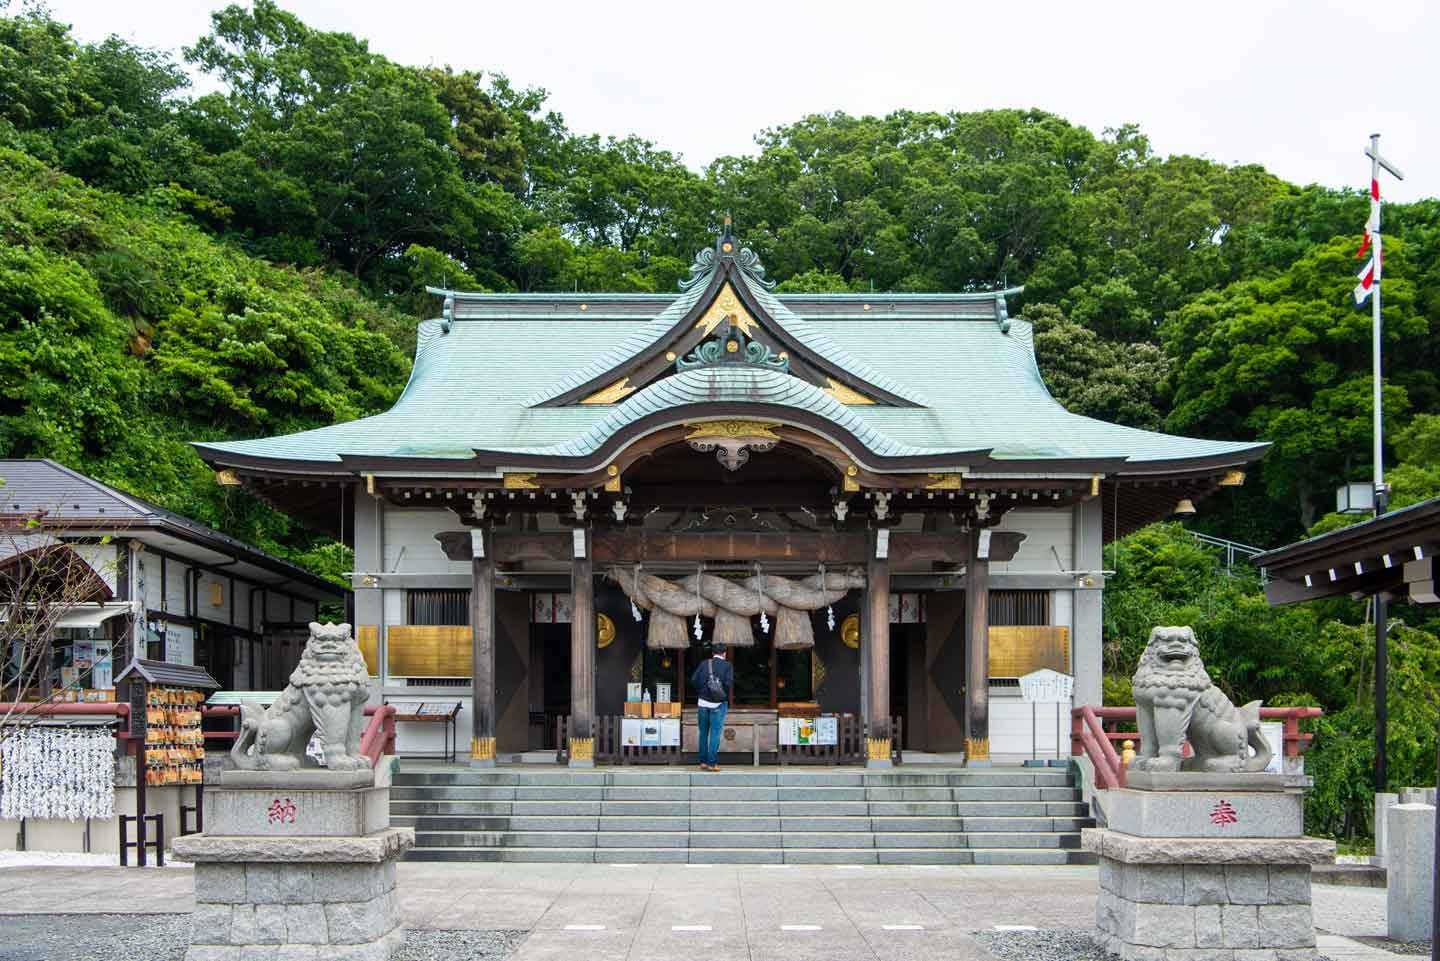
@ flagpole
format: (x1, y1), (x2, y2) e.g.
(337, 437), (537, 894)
(1369, 133), (1386, 518)
(1361, 132), (1404, 795)
(1368, 133), (1389, 796)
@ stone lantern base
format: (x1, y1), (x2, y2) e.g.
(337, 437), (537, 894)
(173, 769), (414, 961)
(1083, 775), (1335, 961)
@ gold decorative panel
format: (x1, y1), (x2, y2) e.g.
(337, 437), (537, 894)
(694, 281), (758, 336)
(386, 625), (471, 677)
(987, 626), (1070, 678)
(356, 626), (380, 676)
(581, 377), (634, 405)
(502, 473), (539, 490)
(822, 377), (876, 405)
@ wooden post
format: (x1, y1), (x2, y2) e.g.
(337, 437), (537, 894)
(965, 528), (992, 766)
(469, 526), (496, 767)
(864, 527), (892, 768)
(569, 525), (596, 768)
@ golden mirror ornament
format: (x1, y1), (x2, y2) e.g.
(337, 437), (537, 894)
(597, 613), (616, 649)
(841, 614), (860, 649)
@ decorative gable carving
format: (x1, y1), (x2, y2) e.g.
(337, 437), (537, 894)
(536, 222), (920, 410)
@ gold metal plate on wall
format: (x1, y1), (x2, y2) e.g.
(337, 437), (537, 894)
(987, 625), (1070, 677)
(386, 625), (471, 677)
(356, 626), (380, 676)
(597, 613), (616, 649)
(840, 614), (860, 649)
(502, 473), (539, 490)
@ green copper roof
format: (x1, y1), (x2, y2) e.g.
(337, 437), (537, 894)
(196, 238), (1266, 475)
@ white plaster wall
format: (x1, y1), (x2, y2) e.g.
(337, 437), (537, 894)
(137, 555), (163, 611)
(232, 582), (253, 631)
(382, 508), (467, 575)
(74, 544), (120, 592)
(0, 785), (188, 854)
(990, 507), (1073, 573)
(163, 560), (190, 614)
(193, 572), (230, 625)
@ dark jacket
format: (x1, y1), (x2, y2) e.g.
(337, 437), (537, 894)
(690, 656), (733, 704)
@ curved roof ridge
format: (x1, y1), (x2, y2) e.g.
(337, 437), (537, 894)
(746, 283), (929, 406)
(484, 366), (954, 459)
(519, 280), (712, 408)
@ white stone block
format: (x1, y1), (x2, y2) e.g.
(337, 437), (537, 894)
(1224, 865), (1269, 905)
(1266, 866), (1310, 905)
(195, 864), (246, 903)
(191, 903), (232, 945)
(1184, 865), (1228, 905)
(1257, 904), (1314, 948)
(1386, 802), (1436, 943)
(1131, 902), (1195, 948)
(1193, 904), (1222, 947)
(1221, 904), (1259, 948)
(1374, 792), (1398, 865)
(252, 905), (286, 944)
(284, 904), (328, 945)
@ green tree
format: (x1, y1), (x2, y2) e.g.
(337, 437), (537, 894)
(1163, 236), (1430, 538)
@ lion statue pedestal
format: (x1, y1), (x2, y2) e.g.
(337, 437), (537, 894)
(1082, 626), (1334, 961)
(173, 623), (413, 961)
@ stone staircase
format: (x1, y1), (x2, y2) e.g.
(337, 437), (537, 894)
(390, 767), (1096, 864)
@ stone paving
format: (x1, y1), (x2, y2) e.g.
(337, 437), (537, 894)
(0, 861), (1413, 961)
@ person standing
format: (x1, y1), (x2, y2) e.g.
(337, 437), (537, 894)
(691, 644), (733, 772)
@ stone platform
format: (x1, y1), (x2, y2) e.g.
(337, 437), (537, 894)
(1084, 777), (1335, 961)
(173, 774), (415, 961)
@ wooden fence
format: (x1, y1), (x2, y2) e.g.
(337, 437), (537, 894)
(554, 714), (903, 766)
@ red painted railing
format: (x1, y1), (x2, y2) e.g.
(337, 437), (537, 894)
(359, 704), (397, 768)
(1070, 704), (1322, 789)
(203, 703), (397, 768)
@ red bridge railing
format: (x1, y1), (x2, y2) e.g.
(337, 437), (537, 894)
(1070, 705), (1321, 790)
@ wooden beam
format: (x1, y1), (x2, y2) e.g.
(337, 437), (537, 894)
(441, 529), (1021, 567)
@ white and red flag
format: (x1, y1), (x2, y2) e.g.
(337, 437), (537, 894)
(1354, 176), (1381, 305)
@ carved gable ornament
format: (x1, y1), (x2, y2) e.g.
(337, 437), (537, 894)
(684, 420), (781, 471)
(551, 222), (915, 410)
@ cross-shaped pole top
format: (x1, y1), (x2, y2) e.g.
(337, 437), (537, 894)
(1366, 134), (1405, 181)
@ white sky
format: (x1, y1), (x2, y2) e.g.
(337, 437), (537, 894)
(41, 0), (1439, 202)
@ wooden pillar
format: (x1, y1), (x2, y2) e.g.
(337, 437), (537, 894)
(569, 525), (596, 767)
(469, 526), (497, 767)
(864, 527), (893, 767)
(965, 528), (992, 766)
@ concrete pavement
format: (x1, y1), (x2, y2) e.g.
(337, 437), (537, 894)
(0, 861), (1408, 961)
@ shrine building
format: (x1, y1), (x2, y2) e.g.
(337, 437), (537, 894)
(194, 225), (1265, 768)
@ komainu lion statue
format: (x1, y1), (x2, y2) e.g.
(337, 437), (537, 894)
(1131, 626), (1272, 774)
(230, 622), (372, 772)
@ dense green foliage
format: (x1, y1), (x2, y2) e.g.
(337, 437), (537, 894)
(0, 3), (1435, 825)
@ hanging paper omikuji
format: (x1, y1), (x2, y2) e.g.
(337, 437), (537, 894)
(1353, 175), (1381, 306)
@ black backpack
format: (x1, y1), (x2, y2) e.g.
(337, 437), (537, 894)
(702, 660), (727, 702)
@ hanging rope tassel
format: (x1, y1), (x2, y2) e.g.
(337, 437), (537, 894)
(819, 562), (836, 632)
(631, 565), (644, 622)
(756, 563), (770, 634)
(693, 562), (705, 640)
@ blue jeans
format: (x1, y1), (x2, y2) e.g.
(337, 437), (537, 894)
(697, 703), (728, 767)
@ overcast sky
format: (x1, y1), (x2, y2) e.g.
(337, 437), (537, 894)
(42, 0), (1438, 202)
